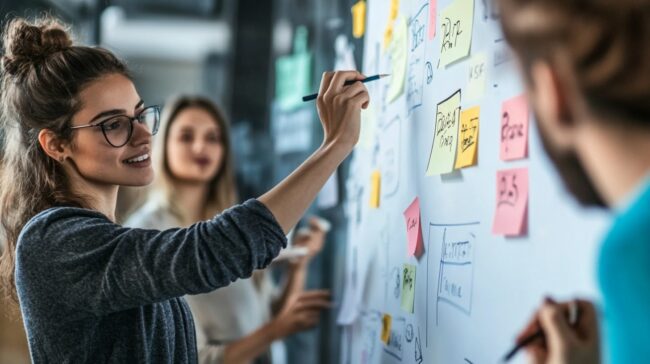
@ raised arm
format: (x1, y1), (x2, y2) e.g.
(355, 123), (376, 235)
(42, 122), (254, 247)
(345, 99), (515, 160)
(259, 71), (369, 233)
(15, 199), (286, 317)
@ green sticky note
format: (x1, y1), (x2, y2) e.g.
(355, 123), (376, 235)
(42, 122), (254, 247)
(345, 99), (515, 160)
(426, 89), (461, 175)
(401, 263), (416, 313)
(438, 0), (474, 67)
(275, 53), (312, 111)
(386, 16), (407, 103)
(275, 26), (312, 111)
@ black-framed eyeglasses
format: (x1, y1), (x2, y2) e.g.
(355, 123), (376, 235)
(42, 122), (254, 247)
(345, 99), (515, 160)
(69, 105), (161, 148)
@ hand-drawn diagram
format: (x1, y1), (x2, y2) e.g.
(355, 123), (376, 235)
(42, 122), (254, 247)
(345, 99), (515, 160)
(427, 222), (480, 327)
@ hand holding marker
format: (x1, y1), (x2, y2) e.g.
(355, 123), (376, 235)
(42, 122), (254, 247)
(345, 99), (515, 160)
(503, 299), (582, 362)
(302, 74), (390, 102)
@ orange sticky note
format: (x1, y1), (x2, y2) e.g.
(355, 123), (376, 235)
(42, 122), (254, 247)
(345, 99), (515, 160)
(455, 106), (480, 169)
(428, 0), (437, 39)
(370, 170), (381, 208)
(492, 168), (528, 236)
(351, 1), (366, 38)
(381, 313), (392, 344)
(500, 94), (529, 161)
(403, 197), (424, 257)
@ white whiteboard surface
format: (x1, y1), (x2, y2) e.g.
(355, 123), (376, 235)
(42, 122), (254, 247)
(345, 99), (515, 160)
(338, 0), (609, 363)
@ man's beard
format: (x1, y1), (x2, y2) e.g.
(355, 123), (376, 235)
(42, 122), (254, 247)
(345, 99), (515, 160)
(536, 117), (608, 208)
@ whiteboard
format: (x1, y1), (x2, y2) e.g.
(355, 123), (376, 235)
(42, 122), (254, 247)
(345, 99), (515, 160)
(338, 0), (609, 363)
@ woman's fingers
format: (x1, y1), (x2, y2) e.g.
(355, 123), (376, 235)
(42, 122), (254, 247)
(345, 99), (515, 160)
(350, 89), (370, 108)
(317, 72), (335, 101)
(328, 70), (364, 94)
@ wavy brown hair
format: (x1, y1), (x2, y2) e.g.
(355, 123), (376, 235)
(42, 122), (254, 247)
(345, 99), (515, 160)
(0, 17), (130, 304)
(151, 95), (238, 226)
(498, 0), (650, 123)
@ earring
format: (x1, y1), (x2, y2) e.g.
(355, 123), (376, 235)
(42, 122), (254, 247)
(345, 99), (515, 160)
(59, 156), (65, 163)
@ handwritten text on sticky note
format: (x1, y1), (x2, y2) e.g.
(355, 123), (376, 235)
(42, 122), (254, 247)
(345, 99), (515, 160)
(401, 264), (416, 313)
(455, 106), (480, 169)
(404, 197), (424, 257)
(438, 0), (474, 67)
(492, 168), (529, 236)
(466, 53), (487, 100)
(500, 94), (529, 160)
(426, 89), (461, 175)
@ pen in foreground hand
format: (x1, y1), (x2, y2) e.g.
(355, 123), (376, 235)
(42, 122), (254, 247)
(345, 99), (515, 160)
(503, 300), (581, 362)
(302, 74), (390, 102)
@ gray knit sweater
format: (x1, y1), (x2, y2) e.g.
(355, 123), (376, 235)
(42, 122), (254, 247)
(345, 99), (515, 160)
(14, 199), (287, 363)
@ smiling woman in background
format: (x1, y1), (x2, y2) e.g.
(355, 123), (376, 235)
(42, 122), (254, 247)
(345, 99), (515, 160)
(126, 96), (330, 364)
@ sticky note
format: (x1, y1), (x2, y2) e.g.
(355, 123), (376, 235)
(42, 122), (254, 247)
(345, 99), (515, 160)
(401, 264), (416, 313)
(383, 23), (394, 49)
(455, 106), (480, 169)
(466, 53), (487, 101)
(403, 197), (424, 257)
(426, 90), (461, 175)
(370, 170), (381, 208)
(351, 1), (366, 39)
(358, 104), (377, 149)
(386, 16), (407, 103)
(428, 0), (437, 39)
(383, 0), (400, 49)
(438, 0), (474, 67)
(492, 168), (529, 236)
(500, 94), (529, 160)
(389, 0), (400, 20)
(381, 313), (392, 344)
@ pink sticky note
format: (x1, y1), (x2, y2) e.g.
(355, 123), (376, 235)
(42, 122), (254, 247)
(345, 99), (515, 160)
(404, 197), (424, 257)
(428, 0), (437, 39)
(492, 168), (528, 236)
(500, 94), (529, 161)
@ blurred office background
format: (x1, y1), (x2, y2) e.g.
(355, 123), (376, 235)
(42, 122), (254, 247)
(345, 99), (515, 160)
(0, 0), (363, 363)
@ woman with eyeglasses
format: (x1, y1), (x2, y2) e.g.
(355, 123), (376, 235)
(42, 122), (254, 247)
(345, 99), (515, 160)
(0, 17), (369, 364)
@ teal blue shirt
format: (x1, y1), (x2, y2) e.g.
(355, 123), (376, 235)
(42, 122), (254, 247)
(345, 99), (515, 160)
(598, 180), (650, 363)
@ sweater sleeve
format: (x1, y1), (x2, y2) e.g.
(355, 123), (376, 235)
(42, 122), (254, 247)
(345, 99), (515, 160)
(15, 199), (287, 317)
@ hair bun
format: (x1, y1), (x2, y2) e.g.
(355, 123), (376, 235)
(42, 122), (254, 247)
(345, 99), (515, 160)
(1, 18), (73, 76)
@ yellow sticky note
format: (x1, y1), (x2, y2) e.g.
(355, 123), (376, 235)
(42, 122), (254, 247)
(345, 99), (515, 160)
(455, 106), (480, 169)
(438, 0), (474, 67)
(466, 53), (487, 100)
(370, 170), (381, 208)
(383, 24), (394, 49)
(386, 16), (407, 103)
(389, 0), (400, 20)
(351, 1), (366, 39)
(426, 90), (461, 175)
(381, 313), (392, 344)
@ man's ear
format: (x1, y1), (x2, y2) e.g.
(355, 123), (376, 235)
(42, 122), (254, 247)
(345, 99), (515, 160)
(38, 129), (70, 163)
(528, 60), (578, 149)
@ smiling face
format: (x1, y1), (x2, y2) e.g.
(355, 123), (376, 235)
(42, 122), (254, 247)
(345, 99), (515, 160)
(166, 106), (224, 184)
(66, 73), (154, 187)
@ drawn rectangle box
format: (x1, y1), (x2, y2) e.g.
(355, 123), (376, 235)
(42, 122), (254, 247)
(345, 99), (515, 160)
(428, 222), (479, 325)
